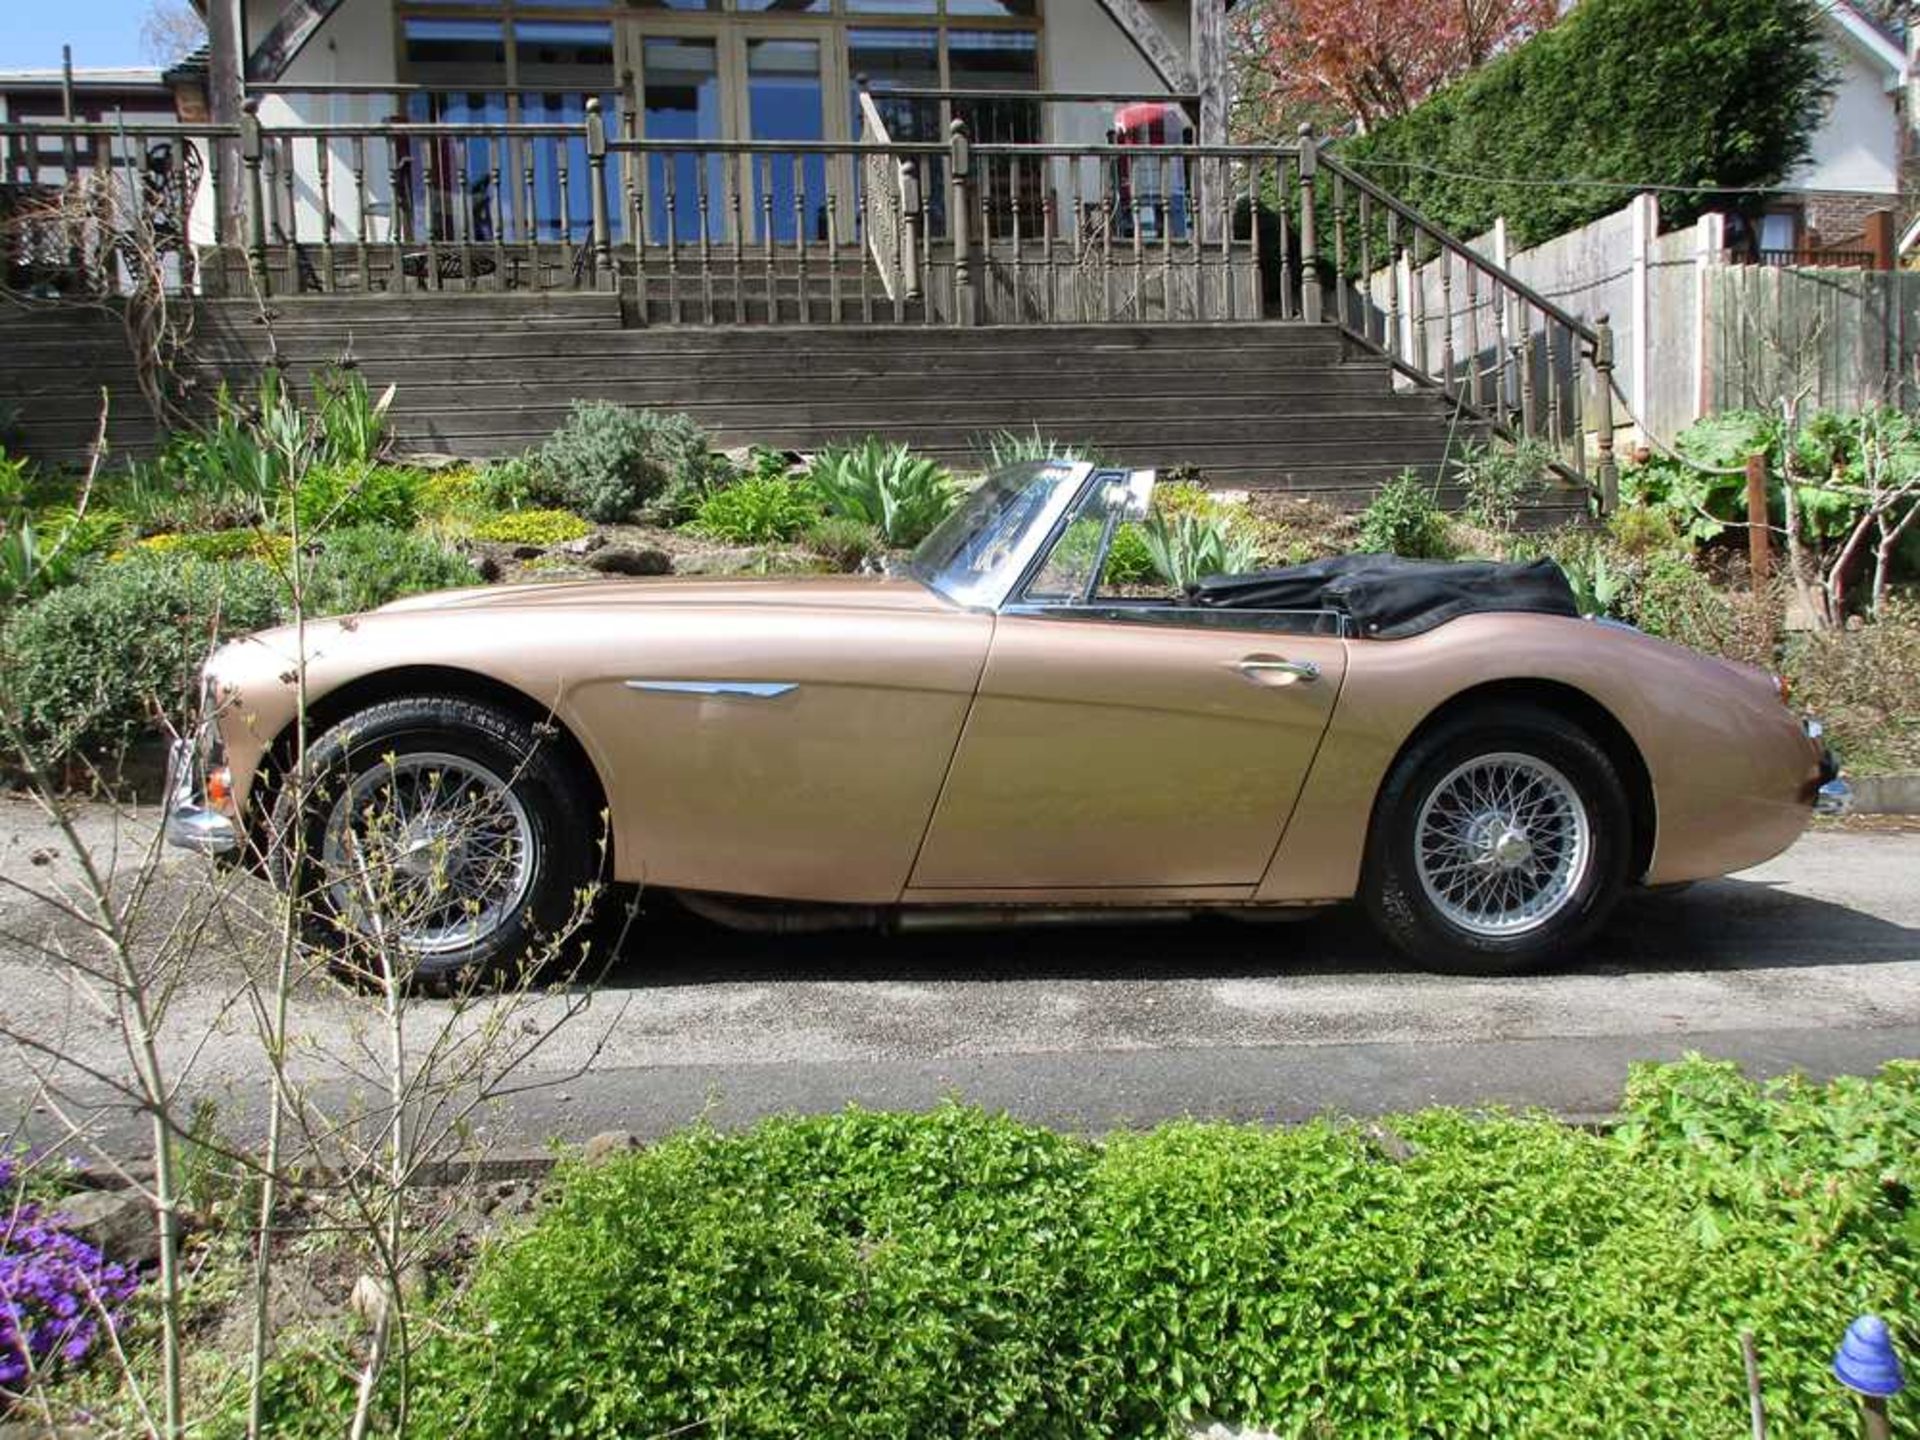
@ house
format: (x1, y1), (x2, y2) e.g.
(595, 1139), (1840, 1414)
(0, 64), (184, 188)
(1750, 0), (1912, 264)
(0, 0), (1615, 521)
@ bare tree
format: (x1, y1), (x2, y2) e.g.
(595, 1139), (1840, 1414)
(1, 368), (629, 1438)
(141, 0), (208, 67)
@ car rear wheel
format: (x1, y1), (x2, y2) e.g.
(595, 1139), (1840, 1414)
(270, 696), (603, 986)
(1361, 704), (1631, 975)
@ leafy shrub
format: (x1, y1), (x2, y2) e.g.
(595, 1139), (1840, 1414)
(1627, 549), (1740, 651)
(1, 505), (126, 608)
(1344, 0), (1829, 246)
(1608, 500), (1683, 557)
(535, 403), (713, 524)
(1357, 471), (1455, 559)
(107, 371), (402, 536)
(1150, 480), (1227, 521)
(1782, 597), (1920, 775)
(415, 461), (555, 535)
(1, 552), (287, 762)
(1140, 510), (1261, 590)
(1455, 437), (1552, 533)
(467, 508), (593, 547)
(692, 476), (823, 544)
(471, 457), (540, 511)
(0, 1153), (141, 1388)
(1101, 522), (1158, 586)
(801, 514), (882, 571)
(133, 529), (291, 565)
(267, 1059), (1919, 1440)
(1625, 409), (1920, 573)
(303, 528), (474, 616)
(808, 439), (960, 548)
(0, 446), (28, 510)
(286, 461), (425, 533)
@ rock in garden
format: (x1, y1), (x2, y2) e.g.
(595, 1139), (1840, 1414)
(562, 533), (607, 556)
(468, 553), (502, 583)
(55, 1188), (159, 1266)
(349, 1273), (391, 1329)
(581, 1130), (639, 1165)
(511, 544), (545, 561)
(588, 547), (673, 577)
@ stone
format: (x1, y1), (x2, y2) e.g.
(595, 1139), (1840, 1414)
(562, 533), (607, 556)
(349, 1273), (390, 1329)
(468, 552), (502, 583)
(581, 1130), (640, 1165)
(588, 547), (673, 577)
(510, 544), (545, 561)
(54, 1188), (158, 1266)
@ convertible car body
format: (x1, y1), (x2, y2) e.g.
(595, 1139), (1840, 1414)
(168, 461), (1845, 976)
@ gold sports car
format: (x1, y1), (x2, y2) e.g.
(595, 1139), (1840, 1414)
(167, 461), (1846, 978)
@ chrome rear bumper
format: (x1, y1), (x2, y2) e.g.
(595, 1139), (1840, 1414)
(1804, 717), (1851, 818)
(163, 736), (241, 855)
(1815, 776), (1854, 818)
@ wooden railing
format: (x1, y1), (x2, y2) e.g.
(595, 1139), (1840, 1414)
(856, 91), (915, 308)
(1314, 139), (1618, 505)
(1753, 247), (1877, 271)
(1, 104), (1618, 499)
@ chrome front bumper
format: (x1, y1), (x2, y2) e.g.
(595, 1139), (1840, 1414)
(163, 735), (241, 855)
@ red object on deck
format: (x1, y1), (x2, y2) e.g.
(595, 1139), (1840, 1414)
(1112, 101), (1192, 146)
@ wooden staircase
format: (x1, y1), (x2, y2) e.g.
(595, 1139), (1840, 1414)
(3, 293), (1578, 518)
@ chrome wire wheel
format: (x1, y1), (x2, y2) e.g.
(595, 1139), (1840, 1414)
(319, 751), (536, 959)
(1413, 751), (1593, 939)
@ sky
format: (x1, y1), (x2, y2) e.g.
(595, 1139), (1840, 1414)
(0, 0), (164, 73)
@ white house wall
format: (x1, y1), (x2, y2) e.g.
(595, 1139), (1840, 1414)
(194, 0), (1197, 254)
(1784, 35), (1902, 196)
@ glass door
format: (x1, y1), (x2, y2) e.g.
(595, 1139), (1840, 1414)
(743, 35), (827, 245)
(637, 33), (726, 245)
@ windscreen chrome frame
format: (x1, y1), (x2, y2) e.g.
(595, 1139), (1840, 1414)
(912, 460), (1096, 612)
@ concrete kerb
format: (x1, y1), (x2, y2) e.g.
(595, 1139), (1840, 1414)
(1850, 773), (1920, 815)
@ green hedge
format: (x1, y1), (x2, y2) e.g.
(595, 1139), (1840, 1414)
(2, 532), (473, 765)
(254, 1058), (1919, 1439)
(1, 553), (288, 764)
(1342, 0), (1830, 246)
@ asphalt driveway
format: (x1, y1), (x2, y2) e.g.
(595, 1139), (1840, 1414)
(2, 797), (1916, 1153)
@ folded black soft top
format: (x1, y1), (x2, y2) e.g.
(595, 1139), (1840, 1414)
(1188, 554), (1580, 639)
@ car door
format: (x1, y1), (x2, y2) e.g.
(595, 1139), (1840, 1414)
(907, 478), (1350, 895)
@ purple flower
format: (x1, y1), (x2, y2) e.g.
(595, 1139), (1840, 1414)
(0, 1185), (141, 1391)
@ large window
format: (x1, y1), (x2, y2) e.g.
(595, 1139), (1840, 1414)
(397, 0), (1045, 243)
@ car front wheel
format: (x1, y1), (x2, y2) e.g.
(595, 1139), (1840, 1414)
(1361, 704), (1631, 975)
(270, 696), (603, 985)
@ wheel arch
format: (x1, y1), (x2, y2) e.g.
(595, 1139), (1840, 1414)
(1377, 677), (1657, 883)
(254, 665), (614, 863)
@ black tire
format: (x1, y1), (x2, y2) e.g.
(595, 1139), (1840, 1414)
(1361, 703), (1632, 975)
(270, 696), (604, 986)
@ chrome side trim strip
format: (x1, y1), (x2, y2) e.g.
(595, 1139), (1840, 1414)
(625, 680), (798, 699)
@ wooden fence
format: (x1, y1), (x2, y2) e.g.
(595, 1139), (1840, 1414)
(1706, 265), (1920, 414)
(1372, 194), (1918, 447)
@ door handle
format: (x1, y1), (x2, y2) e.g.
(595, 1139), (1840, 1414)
(1235, 657), (1320, 685)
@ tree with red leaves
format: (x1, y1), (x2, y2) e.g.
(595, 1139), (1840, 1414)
(1232, 0), (1561, 137)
